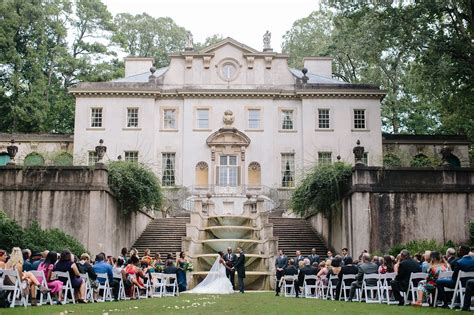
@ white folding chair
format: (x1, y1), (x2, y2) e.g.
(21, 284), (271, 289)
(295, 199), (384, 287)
(114, 272), (127, 300)
(339, 274), (357, 301)
(450, 271), (474, 309)
(281, 275), (297, 297)
(0, 269), (28, 308)
(52, 271), (75, 304)
(303, 275), (317, 298)
(361, 273), (381, 303)
(316, 275), (329, 299)
(433, 270), (453, 307)
(327, 274), (339, 300)
(135, 273), (150, 299)
(404, 272), (426, 305)
(379, 272), (397, 304)
(149, 272), (164, 298)
(30, 270), (53, 306)
(163, 274), (179, 297)
(79, 273), (94, 303)
(96, 273), (113, 302)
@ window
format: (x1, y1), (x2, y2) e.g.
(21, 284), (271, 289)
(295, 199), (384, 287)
(127, 108), (138, 128)
(221, 63), (237, 81)
(353, 109), (366, 129)
(163, 109), (176, 130)
(318, 152), (332, 165)
(217, 155), (239, 187)
(318, 109), (330, 129)
(281, 153), (295, 187)
(90, 108), (103, 128)
(362, 152), (369, 166)
(196, 109), (209, 129)
(88, 151), (98, 165)
(162, 153), (176, 186)
(248, 109), (261, 129)
(124, 151), (139, 163)
(281, 110), (294, 130)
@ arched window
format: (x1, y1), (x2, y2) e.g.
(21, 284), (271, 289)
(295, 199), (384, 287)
(195, 161), (209, 186)
(0, 152), (9, 166)
(53, 152), (73, 166)
(248, 162), (261, 186)
(410, 153), (431, 167)
(24, 152), (45, 166)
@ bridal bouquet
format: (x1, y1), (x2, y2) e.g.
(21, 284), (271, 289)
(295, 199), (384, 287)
(153, 263), (164, 272)
(184, 262), (194, 271)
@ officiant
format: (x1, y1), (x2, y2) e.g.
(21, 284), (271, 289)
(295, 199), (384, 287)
(224, 247), (236, 288)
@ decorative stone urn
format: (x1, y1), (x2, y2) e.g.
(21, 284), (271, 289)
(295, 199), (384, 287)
(6, 139), (18, 165)
(95, 139), (107, 165)
(353, 140), (365, 165)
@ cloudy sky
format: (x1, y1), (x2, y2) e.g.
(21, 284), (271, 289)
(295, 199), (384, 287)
(102, 0), (318, 52)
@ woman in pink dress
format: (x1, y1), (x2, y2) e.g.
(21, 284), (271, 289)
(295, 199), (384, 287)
(37, 251), (63, 303)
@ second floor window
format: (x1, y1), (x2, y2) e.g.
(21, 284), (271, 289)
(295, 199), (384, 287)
(281, 110), (294, 130)
(196, 109), (209, 129)
(88, 151), (98, 165)
(127, 108), (138, 128)
(318, 109), (330, 129)
(124, 151), (139, 163)
(354, 109), (366, 129)
(163, 109), (176, 129)
(162, 153), (176, 186)
(248, 109), (261, 129)
(90, 108), (103, 128)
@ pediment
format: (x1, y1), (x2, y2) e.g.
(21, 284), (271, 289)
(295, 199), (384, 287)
(200, 37), (259, 54)
(206, 128), (251, 147)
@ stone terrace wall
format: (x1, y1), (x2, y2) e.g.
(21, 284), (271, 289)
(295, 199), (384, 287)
(309, 167), (473, 255)
(0, 166), (153, 255)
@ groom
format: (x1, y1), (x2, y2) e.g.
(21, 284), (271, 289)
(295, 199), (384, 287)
(232, 247), (246, 293)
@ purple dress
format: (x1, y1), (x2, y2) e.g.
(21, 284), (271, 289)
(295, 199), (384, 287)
(53, 260), (83, 289)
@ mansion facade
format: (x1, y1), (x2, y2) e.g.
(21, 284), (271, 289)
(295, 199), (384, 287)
(70, 38), (385, 190)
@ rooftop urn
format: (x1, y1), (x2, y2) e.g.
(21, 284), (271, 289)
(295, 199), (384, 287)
(301, 68), (309, 84)
(95, 139), (107, 165)
(6, 139), (18, 165)
(353, 140), (365, 165)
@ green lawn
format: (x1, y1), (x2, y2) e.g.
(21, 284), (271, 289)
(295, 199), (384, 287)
(0, 292), (464, 314)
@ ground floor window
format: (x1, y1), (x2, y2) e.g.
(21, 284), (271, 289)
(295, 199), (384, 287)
(281, 153), (295, 187)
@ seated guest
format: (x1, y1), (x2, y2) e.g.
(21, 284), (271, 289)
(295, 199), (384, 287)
(298, 258), (316, 296)
(141, 249), (152, 267)
(379, 255), (395, 274)
(390, 249), (422, 306)
(329, 257), (342, 276)
(462, 279), (474, 311)
(336, 256), (358, 300)
(53, 249), (87, 303)
(0, 249), (7, 268)
(22, 249), (32, 271)
(30, 251), (44, 271)
(412, 251), (448, 306)
(119, 247), (128, 263)
(163, 259), (178, 275)
(37, 251), (63, 303)
(317, 260), (331, 285)
(125, 255), (146, 299)
(4, 247), (49, 306)
(308, 248), (320, 266)
(341, 248), (349, 259)
(348, 253), (378, 301)
(284, 259), (299, 298)
(93, 253), (119, 300)
(327, 250), (334, 260)
(421, 250), (431, 273)
(446, 248), (456, 266)
(113, 257), (125, 274)
(372, 255), (380, 266)
(298, 260), (305, 270)
(436, 244), (473, 307)
(78, 253), (97, 281)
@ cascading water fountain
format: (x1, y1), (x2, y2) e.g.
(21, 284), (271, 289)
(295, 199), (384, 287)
(182, 196), (277, 290)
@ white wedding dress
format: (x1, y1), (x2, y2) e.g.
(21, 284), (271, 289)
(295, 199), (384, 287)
(185, 256), (234, 294)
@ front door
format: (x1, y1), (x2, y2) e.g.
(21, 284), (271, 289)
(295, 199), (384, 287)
(216, 155), (239, 193)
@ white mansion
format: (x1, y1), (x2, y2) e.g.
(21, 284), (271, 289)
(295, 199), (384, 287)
(69, 37), (385, 191)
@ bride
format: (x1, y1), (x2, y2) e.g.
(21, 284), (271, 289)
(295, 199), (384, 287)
(185, 251), (234, 294)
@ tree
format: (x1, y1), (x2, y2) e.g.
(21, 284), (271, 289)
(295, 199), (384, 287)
(112, 13), (188, 68)
(194, 34), (224, 51)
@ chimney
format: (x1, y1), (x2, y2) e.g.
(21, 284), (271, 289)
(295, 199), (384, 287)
(303, 57), (333, 78)
(124, 57), (155, 78)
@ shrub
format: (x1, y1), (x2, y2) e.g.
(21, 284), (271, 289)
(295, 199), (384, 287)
(108, 161), (163, 214)
(383, 153), (402, 167)
(388, 239), (451, 257)
(290, 162), (352, 217)
(0, 211), (86, 255)
(52, 152), (73, 166)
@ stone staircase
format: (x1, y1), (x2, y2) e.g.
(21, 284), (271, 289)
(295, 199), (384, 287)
(132, 217), (189, 257)
(269, 217), (328, 258)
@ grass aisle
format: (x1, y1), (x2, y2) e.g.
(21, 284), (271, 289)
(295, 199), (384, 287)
(0, 292), (462, 314)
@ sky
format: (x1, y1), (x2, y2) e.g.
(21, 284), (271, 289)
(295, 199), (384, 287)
(102, 0), (318, 52)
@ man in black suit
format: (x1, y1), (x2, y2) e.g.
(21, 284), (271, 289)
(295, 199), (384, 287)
(391, 249), (422, 306)
(284, 259), (299, 297)
(298, 258), (316, 296)
(232, 247), (246, 293)
(294, 250), (304, 264)
(275, 249), (288, 296)
(163, 259), (179, 293)
(308, 248), (320, 266)
(224, 247), (236, 288)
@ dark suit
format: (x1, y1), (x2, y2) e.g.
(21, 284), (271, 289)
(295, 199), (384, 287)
(284, 265), (299, 297)
(308, 254), (320, 266)
(224, 252), (236, 288)
(275, 255), (288, 294)
(391, 258), (421, 305)
(295, 255), (305, 264)
(298, 265), (316, 296)
(336, 265), (358, 300)
(349, 262), (378, 300)
(437, 255), (474, 306)
(234, 253), (246, 293)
